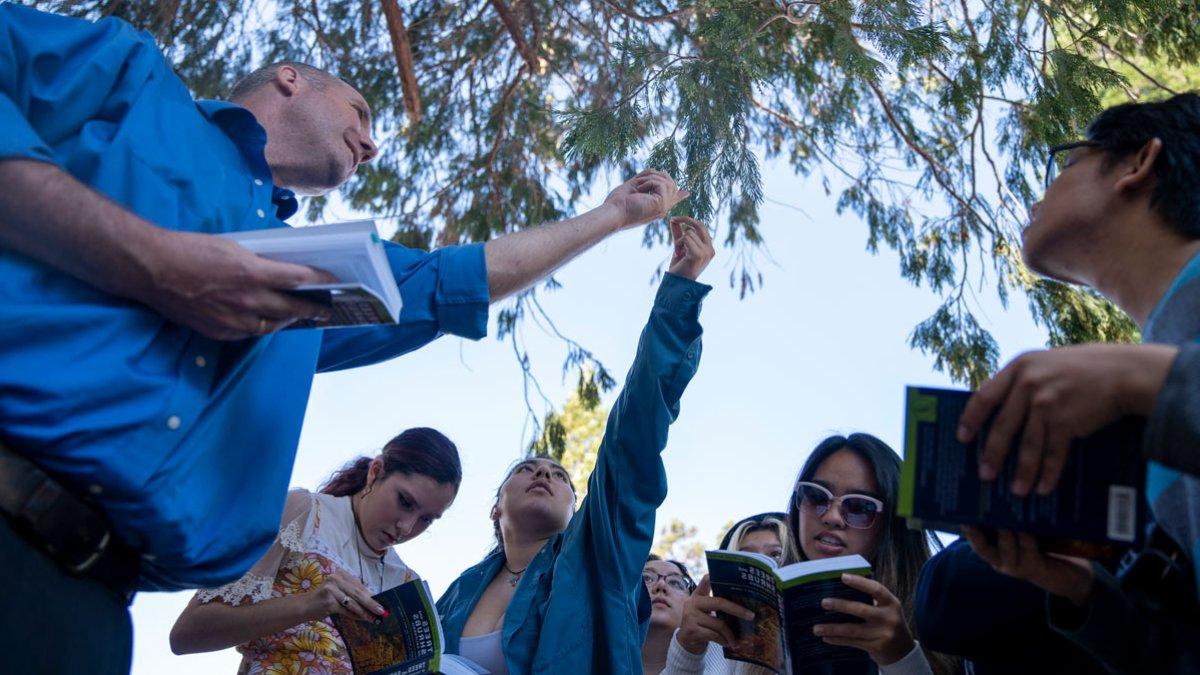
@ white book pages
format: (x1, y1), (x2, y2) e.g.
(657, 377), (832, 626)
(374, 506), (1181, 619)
(775, 553), (870, 584)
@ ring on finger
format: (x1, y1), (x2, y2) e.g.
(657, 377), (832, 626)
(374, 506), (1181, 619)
(340, 596), (351, 607)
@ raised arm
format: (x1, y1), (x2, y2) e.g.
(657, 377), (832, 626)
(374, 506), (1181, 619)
(566, 217), (714, 595)
(483, 170), (688, 300)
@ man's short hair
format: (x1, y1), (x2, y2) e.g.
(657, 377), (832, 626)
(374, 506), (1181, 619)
(228, 61), (341, 101)
(1087, 92), (1200, 239)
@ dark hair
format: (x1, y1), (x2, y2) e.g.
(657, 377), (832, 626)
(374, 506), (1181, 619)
(489, 455), (577, 553)
(320, 427), (462, 497)
(787, 434), (956, 675)
(229, 61), (341, 101)
(1086, 92), (1200, 238)
(645, 554), (697, 593)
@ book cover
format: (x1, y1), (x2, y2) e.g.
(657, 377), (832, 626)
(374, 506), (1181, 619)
(707, 551), (874, 675)
(332, 580), (444, 675)
(899, 386), (1147, 557)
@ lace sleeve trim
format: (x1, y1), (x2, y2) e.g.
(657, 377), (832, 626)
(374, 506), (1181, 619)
(195, 574), (275, 606)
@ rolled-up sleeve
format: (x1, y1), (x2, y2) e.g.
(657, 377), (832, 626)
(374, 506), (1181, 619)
(0, 4), (160, 163)
(316, 241), (489, 372)
(1143, 341), (1200, 478)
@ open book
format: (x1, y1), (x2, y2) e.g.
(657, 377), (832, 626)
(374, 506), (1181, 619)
(224, 220), (403, 328)
(706, 550), (875, 675)
(331, 580), (487, 675)
(899, 386), (1147, 558)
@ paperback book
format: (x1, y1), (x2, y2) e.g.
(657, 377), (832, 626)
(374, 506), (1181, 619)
(899, 386), (1147, 557)
(224, 220), (402, 328)
(331, 580), (486, 675)
(706, 550), (875, 675)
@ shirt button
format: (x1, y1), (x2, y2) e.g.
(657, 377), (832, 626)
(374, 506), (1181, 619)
(166, 415), (182, 430)
(88, 484), (103, 496)
(194, 356), (207, 368)
(256, 208), (266, 218)
(254, 179), (264, 186)
(683, 291), (693, 300)
(686, 349), (697, 359)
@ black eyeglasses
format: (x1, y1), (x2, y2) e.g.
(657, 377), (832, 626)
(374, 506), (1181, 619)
(1045, 140), (1100, 189)
(642, 570), (695, 593)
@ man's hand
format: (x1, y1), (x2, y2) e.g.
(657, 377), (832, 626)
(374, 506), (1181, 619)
(602, 169), (689, 230)
(956, 344), (1177, 496)
(667, 216), (715, 281)
(962, 526), (1095, 607)
(138, 230), (336, 340)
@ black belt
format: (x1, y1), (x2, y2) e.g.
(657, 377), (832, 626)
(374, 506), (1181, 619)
(0, 442), (139, 604)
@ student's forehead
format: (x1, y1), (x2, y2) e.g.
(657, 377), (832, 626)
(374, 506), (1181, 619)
(644, 560), (678, 574)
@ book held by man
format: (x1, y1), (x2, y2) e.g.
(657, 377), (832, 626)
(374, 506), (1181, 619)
(705, 550), (875, 675)
(899, 386), (1147, 558)
(331, 580), (487, 675)
(224, 220), (403, 328)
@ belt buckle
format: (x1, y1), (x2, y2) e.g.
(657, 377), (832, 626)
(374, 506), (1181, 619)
(65, 530), (111, 574)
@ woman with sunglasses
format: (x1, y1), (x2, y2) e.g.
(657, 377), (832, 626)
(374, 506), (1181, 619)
(643, 556), (698, 674)
(436, 217), (715, 674)
(665, 434), (957, 674)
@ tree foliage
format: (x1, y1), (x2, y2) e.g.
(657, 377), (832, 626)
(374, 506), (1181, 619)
(33, 0), (1200, 398)
(528, 371), (608, 503)
(651, 517), (707, 577)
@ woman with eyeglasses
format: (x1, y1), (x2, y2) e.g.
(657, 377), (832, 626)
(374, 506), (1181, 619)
(643, 556), (698, 674)
(435, 217), (715, 674)
(665, 434), (958, 674)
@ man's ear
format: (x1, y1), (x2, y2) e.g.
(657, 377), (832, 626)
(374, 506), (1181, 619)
(273, 65), (302, 97)
(1114, 137), (1163, 194)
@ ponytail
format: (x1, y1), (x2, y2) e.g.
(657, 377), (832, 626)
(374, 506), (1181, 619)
(320, 427), (462, 497)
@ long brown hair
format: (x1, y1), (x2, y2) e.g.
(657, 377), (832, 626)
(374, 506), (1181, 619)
(320, 427), (462, 497)
(787, 433), (959, 675)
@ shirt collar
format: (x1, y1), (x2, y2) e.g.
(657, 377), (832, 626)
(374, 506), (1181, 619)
(196, 100), (298, 221)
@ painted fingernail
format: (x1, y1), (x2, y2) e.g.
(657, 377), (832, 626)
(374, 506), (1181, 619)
(381, 608), (390, 618)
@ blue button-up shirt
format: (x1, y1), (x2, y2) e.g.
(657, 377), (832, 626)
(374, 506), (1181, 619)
(437, 273), (708, 674)
(0, 4), (489, 591)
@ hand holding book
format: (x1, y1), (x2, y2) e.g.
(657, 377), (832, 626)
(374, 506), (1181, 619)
(811, 573), (917, 667)
(961, 527), (1096, 608)
(676, 574), (756, 655)
(954, 344), (1175, 496)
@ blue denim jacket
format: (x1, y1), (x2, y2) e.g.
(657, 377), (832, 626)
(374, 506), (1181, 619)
(437, 273), (709, 674)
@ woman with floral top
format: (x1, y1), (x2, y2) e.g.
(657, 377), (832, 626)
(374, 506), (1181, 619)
(170, 427), (461, 673)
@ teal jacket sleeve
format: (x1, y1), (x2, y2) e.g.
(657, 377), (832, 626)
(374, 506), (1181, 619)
(563, 272), (710, 598)
(0, 4), (165, 163)
(316, 242), (489, 372)
(1143, 341), (1200, 477)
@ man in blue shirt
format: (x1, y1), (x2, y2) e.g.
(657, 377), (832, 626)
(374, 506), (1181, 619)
(0, 5), (688, 672)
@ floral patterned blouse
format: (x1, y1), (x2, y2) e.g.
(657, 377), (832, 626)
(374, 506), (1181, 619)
(196, 489), (417, 674)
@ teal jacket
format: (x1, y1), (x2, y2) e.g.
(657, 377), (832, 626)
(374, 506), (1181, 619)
(436, 273), (709, 673)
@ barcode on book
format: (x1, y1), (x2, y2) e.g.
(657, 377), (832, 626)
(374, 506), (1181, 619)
(1107, 485), (1137, 543)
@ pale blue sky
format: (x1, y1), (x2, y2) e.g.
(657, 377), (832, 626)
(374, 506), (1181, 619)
(130, 156), (1047, 673)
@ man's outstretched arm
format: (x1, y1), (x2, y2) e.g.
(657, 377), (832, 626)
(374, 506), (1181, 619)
(483, 169), (687, 300)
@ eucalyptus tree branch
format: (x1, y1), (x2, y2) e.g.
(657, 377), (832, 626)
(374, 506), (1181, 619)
(382, 0), (423, 124)
(489, 0), (540, 73)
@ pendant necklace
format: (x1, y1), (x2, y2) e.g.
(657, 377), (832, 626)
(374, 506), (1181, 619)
(503, 561), (527, 587)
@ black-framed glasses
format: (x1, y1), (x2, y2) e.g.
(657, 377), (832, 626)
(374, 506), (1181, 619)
(642, 570), (695, 593)
(793, 481), (884, 530)
(1045, 140), (1100, 189)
